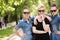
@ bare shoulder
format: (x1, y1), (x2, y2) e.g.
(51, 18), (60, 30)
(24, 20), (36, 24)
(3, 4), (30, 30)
(34, 16), (39, 20)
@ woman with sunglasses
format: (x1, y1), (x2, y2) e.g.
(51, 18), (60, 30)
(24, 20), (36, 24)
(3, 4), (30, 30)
(32, 4), (50, 40)
(13, 6), (34, 40)
(49, 4), (60, 40)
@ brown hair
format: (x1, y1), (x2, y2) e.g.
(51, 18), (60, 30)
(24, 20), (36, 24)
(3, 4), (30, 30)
(24, 6), (28, 9)
(51, 1), (56, 6)
(51, 1), (58, 8)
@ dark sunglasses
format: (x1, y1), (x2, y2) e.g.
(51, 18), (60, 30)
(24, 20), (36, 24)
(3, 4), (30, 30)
(24, 12), (30, 14)
(38, 10), (45, 12)
(50, 10), (56, 12)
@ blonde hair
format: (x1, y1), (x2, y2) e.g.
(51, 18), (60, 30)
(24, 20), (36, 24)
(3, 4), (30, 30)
(38, 4), (45, 10)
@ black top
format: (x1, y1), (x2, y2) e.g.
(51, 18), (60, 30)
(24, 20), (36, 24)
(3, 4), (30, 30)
(32, 18), (50, 40)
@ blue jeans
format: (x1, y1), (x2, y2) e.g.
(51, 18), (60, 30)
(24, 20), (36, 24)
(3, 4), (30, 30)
(50, 32), (60, 40)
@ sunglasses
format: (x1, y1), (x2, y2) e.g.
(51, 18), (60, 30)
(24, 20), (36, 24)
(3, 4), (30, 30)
(50, 10), (56, 12)
(24, 12), (30, 14)
(38, 10), (45, 12)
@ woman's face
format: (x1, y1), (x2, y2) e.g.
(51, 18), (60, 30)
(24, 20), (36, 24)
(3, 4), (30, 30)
(38, 8), (45, 15)
(50, 7), (58, 16)
(23, 12), (30, 19)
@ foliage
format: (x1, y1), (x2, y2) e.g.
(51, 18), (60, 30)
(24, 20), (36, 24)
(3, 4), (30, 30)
(0, 26), (14, 38)
(0, 0), (60, 22)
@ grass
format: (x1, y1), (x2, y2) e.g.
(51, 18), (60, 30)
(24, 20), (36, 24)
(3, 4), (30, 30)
(0, 26), (15, 38)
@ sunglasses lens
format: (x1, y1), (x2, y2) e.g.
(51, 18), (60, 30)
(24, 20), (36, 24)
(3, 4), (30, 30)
(38, 10), (45, 12)
(54, 10), (56, 12)
(51, 10), (53, 12)
(24, 12), (30, 14)
(51, 10), (56, 12)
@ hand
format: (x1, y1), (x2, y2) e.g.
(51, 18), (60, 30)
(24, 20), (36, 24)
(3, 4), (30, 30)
(43, 21), (50, 32)
(55, 31), (60, 34)
(20, 34), (26, 38)
(44, 25), (50, 32)
(40, 15), (44, 21)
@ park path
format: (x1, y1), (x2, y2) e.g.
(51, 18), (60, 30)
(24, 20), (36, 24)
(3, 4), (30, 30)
(0, 21), (22, 40)
(1, 21), (16, 30)
(0, 29), (22, 40)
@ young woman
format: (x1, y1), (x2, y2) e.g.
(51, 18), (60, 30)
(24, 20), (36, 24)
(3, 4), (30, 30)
(50, 4), (60, 40)
(32, 4), (50, 40)
(13, 6), (34, 40)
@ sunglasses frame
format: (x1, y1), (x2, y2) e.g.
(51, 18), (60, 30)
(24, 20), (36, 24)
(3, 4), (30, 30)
(38, 10), (45, 12)
(50, 10), (57, 12)
(23, 12), (30, 14)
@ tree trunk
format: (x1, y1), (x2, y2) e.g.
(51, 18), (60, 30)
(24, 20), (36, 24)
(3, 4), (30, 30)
(47, 0), (51, 6)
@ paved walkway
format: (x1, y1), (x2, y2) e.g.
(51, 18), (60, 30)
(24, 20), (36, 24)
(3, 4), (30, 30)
(0, 21), (22, 40)
(0, 34), (21, 40)
(0, 21), (16, 30)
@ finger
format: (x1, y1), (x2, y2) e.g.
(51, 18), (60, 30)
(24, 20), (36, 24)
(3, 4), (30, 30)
(43, 21), (46, 26)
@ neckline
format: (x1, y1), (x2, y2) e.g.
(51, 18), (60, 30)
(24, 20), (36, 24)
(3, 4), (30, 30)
(23, 18), (31, 24)
(37, 17), (47, 22)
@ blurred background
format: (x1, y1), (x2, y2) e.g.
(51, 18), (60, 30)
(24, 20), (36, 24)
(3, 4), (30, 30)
(0, 0), (60, 40)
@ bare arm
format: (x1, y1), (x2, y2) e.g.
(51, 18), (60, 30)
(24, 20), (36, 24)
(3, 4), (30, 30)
(43, 21), (51, 34)
(32, 26), (47, 34)
(32, 16), (47, 34)
(13, 29), (25, 38)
